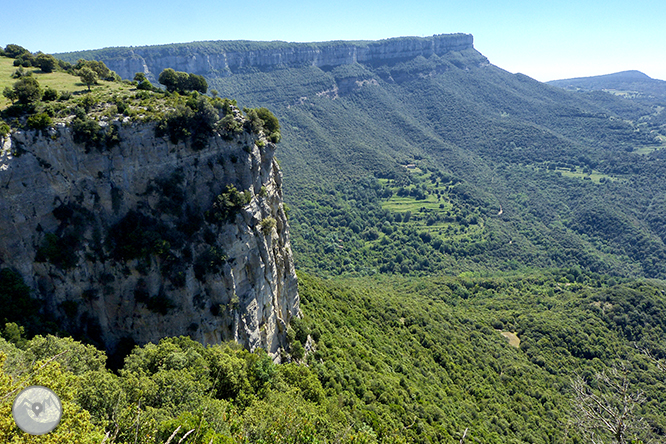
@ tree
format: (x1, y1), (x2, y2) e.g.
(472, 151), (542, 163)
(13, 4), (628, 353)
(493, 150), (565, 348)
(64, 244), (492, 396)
(79, 66), (98, 91)
(187, 73), (207, 94)
(42, 86), (59, 101)
(4, 44), (29, 58)
(158, 68), (179, 93)
(2, 86), (17, 104)
(570, 366), (650, 444)
(134, 72), (154, 91)
(158, 68), (207, 94)
(255, 107), (281, 142)
(34, 53), (57, 73)
(13, 76), (41, 105)
(75, 59), (115, 81)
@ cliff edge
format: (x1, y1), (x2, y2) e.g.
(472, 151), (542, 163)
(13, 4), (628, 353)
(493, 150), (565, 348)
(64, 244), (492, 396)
(0, 111), (299, 359)
(57, 33), (476, 81)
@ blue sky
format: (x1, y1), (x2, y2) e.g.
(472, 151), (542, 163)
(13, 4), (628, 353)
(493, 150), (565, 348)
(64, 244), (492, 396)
(1, 0), (664, 82)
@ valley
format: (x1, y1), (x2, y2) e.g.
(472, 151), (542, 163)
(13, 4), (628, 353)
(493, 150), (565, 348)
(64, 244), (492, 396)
(2, 35), (666, 443)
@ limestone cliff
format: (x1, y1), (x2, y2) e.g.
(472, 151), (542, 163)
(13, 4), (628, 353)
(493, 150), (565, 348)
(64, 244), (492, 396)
(58, 33), (476, 81)
(0, 116), (299, 359)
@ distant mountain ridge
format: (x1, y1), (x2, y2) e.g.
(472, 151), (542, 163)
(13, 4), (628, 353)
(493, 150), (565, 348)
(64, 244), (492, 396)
(53, 35), (666, 280)
(56, 33), (477, 82)
(548, 70), (666, 102)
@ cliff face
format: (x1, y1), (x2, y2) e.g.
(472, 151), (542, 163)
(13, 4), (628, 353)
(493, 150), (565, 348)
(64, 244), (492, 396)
(61, 34), (476, 81)
(0, 119), (299, 359)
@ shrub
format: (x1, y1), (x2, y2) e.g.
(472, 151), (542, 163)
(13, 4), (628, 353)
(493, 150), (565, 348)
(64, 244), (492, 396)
(42, 86), (59, 101)
(156, 105), (194, 144)
(10, 67), (30, 79)
(193, 247), (228, 281)
(80, 94), (98, 111)
(27, 112), (52, 130)
(4, 44), (29, 58)
(255, 107), (281, 143)
(2, 87), (17, 104)
(0, 121), (10, 138)
(115, 100), (130, 115)
(13, 76), (42, 105)
(158, 68), (207, 94)
(155, 98), (220, 149)
(0, 268), (38, 324)
(35, 232), (80, 269)
(35, 53), (58, 73)
(260, 217), (277, 235)
(206, 185), (251, 223)
(106, 210), (170, 261)
(72, 117), (102, 148)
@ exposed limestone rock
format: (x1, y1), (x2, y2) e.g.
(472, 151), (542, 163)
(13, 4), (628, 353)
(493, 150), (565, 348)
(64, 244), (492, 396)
(59, 34), (479, 81)
(0, 119), (299, 360)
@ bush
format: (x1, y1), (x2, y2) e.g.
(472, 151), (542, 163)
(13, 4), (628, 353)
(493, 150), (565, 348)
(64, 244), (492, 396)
(10, 67), (30, 79)
(156, 105), (194, 144)
(0, 268), (38, 325)
(255, 107), (281, 142)
(74, 59), (116, 81)
(206, 185), (252, 223)
(42, 86), (59, 101)
(158, 68), (207, 94)
(4, 44), (29, 58)
(72, 117), (102, 148)
(35, 232), (79, 269)
(13, 76), (42, 105)
(260, 217), (277, 235)
(193, 247), (228, 281)
(106, 210), (170, 261)
(155, 97), (220, 149)
(27, 112), (52, 130)
(0, 121), (10, 138)
(35, 53), (58, 73)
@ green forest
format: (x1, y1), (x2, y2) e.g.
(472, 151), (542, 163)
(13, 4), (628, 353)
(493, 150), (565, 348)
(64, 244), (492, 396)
(4, 270), (666, 443)
(3, 40), (666, 443)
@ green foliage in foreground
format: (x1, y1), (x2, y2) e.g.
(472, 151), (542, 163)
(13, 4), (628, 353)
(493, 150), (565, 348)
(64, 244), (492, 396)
(2, 270), (666, 442)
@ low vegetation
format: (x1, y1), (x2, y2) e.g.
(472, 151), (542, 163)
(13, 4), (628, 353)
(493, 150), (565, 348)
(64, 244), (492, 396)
(0, 45), (280, 150)
(3, 40), (666, 443)
(2, 269), (666, 442)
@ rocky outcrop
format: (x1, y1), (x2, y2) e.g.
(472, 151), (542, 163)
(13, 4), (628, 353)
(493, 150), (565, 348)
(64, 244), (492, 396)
(0, 118), (299, 359)
(59, 33), (475, 81)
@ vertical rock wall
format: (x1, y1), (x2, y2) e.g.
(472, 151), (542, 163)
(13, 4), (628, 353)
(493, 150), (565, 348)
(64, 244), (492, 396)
(0, 120), (299, 359)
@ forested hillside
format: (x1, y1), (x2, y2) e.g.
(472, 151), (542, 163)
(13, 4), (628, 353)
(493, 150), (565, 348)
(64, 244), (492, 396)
(548, 70), (666, 104)
(206, 50), (666, 279)
(4, 270), (666, 443)
(2, 36), (666, 442)
(58, 37), (666, 280)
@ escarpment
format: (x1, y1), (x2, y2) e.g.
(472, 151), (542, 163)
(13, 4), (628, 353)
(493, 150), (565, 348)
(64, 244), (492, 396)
(0, 114), (299, 359)
(58, 33), (479, 81)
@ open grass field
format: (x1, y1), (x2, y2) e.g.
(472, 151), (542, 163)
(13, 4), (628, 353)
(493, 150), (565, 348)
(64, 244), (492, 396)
(376, 170), (486, 243)
(0, 56), (126, 110)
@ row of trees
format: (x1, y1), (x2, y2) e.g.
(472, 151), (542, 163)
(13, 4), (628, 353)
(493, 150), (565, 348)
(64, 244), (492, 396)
(158, 68), (208, 94)
(2, 44), (61, 73)
(3, 44), (213, 96)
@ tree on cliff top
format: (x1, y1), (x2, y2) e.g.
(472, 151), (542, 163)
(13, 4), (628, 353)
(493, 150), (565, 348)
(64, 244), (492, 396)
(158, 68), (207, 94)
(78, 67), (98, 91)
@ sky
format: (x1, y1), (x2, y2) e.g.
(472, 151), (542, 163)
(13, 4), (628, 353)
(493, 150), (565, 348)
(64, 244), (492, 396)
(1, 0), (664, 82)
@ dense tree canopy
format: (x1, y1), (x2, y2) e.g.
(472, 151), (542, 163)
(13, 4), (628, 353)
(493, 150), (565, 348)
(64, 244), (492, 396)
(158, 68), (208, 94)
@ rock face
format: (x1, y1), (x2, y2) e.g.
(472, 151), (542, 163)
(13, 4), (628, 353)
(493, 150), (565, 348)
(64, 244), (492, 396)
(59, 33), (475, 81)
(0, 119), (299, 359)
